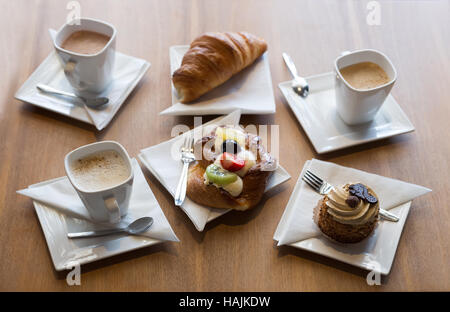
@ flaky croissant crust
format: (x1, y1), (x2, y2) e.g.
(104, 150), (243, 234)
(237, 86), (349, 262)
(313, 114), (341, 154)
(172, 32), (267, 103)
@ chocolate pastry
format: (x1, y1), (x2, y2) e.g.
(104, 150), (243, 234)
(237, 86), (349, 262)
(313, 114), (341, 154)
(315, 183), (380, 243)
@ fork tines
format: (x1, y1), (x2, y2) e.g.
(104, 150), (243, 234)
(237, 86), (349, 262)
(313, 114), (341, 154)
(302, 170), (323, 191)
(181, 134), (193, 152)
(305, 170), (323, 183)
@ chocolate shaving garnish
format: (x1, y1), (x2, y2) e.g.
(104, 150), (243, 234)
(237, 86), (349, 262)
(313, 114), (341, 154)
(345, 195), (360, 208)
(349, 183), (378, 204)
(366, 195), (378, 204)
(349, 184), (365, 200)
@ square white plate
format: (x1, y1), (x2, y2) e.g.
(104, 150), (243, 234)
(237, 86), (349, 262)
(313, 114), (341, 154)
(29, 162), (166, 272)
(138, 111), (291, 231)
(279, 72), (414, 154)
(160, 45), (276, 116)
(274, 165), (412, 275)
(15, 51), (150, 127)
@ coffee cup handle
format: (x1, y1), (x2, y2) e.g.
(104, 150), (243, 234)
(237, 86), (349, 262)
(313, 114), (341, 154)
(64, 61), (81, 88)
(104, 196), (121, 224)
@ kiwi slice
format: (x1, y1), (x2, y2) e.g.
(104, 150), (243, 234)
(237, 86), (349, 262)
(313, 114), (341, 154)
(205, 164), (237, 186)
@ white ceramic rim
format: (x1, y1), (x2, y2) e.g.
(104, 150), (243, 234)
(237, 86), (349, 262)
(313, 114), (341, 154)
(334, 49), (398, 93)
(53, 17), (117, 58)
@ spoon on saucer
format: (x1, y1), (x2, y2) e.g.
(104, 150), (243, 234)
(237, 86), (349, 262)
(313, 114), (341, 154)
(36, 83), (109, 109)
(282, 53), (309, 97)
(67, 216), (154, 239)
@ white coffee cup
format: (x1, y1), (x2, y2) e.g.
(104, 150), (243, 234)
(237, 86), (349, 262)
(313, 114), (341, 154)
(334, 49), (397, 125)
(51, 17), (116, 97)
(64, 141), (133, 224)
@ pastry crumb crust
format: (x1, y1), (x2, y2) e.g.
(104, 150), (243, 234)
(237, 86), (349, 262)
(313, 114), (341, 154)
(316, 194), (379, 244)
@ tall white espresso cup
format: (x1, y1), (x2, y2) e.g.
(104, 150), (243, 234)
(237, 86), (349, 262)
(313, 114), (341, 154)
(334, 49), (397, 125)
(64, 141), (133, 224)
(52, 18), (116, 96)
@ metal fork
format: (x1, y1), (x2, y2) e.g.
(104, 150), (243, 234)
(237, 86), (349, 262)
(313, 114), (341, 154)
(302, 170), (399, 222)
(174, 134), (195, 206)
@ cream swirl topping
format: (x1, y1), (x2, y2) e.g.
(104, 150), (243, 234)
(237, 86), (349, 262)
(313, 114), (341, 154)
(325, 184), (378, 225)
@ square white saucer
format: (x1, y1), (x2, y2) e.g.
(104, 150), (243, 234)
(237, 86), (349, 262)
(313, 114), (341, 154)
(15, 51), (150, 128)
(160, 46), (276, 116)
(286, 205), (412, 276)
(28, 159), (170, 271)
(274, 161), (413, 275)
(32, 179), (162, 272)
(279, 72), (414, 154)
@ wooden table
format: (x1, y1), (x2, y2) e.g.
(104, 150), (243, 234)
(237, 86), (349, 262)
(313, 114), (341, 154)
(0, 0), (449, 291)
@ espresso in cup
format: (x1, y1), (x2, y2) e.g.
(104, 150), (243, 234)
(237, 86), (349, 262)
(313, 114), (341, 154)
(65, 141), (133, 223)
(61, 30), (111, 55)
(339, 61), (390, 90)
(52, 18), (116, 95)
(334, 49), (397, 125)
(69, 150), (130, 192)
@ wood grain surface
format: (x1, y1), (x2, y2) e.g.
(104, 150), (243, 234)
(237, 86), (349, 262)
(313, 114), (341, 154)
(0, 0), (449, 291)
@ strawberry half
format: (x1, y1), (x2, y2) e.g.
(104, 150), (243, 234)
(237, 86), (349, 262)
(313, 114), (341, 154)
(220, 152), (245, 172)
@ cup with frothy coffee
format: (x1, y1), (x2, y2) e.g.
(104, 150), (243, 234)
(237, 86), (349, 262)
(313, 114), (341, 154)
(334, 49), (397, 125)
(52, 18), (116, 96)
(64, 141), (133, 224)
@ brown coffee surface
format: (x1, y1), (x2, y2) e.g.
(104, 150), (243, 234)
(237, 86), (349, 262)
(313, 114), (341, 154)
(339, 62), (390, 90)
(61, 30), (110, 55)
(70, 150), (129, 191)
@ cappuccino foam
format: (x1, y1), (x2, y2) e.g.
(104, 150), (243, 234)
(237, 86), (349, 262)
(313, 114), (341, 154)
(61, 30), (110, 55)
(70, 150), (130, 191)
(339, 62), (390, 90)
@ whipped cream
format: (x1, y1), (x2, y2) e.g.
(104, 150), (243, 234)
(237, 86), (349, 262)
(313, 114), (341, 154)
(325, 184), (378, 225)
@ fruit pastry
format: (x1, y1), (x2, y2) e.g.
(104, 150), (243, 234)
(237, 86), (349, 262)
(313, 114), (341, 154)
(186, 126), (277, 210)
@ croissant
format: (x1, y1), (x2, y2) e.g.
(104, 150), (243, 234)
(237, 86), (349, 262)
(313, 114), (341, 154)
(172, 32), (267, 103)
